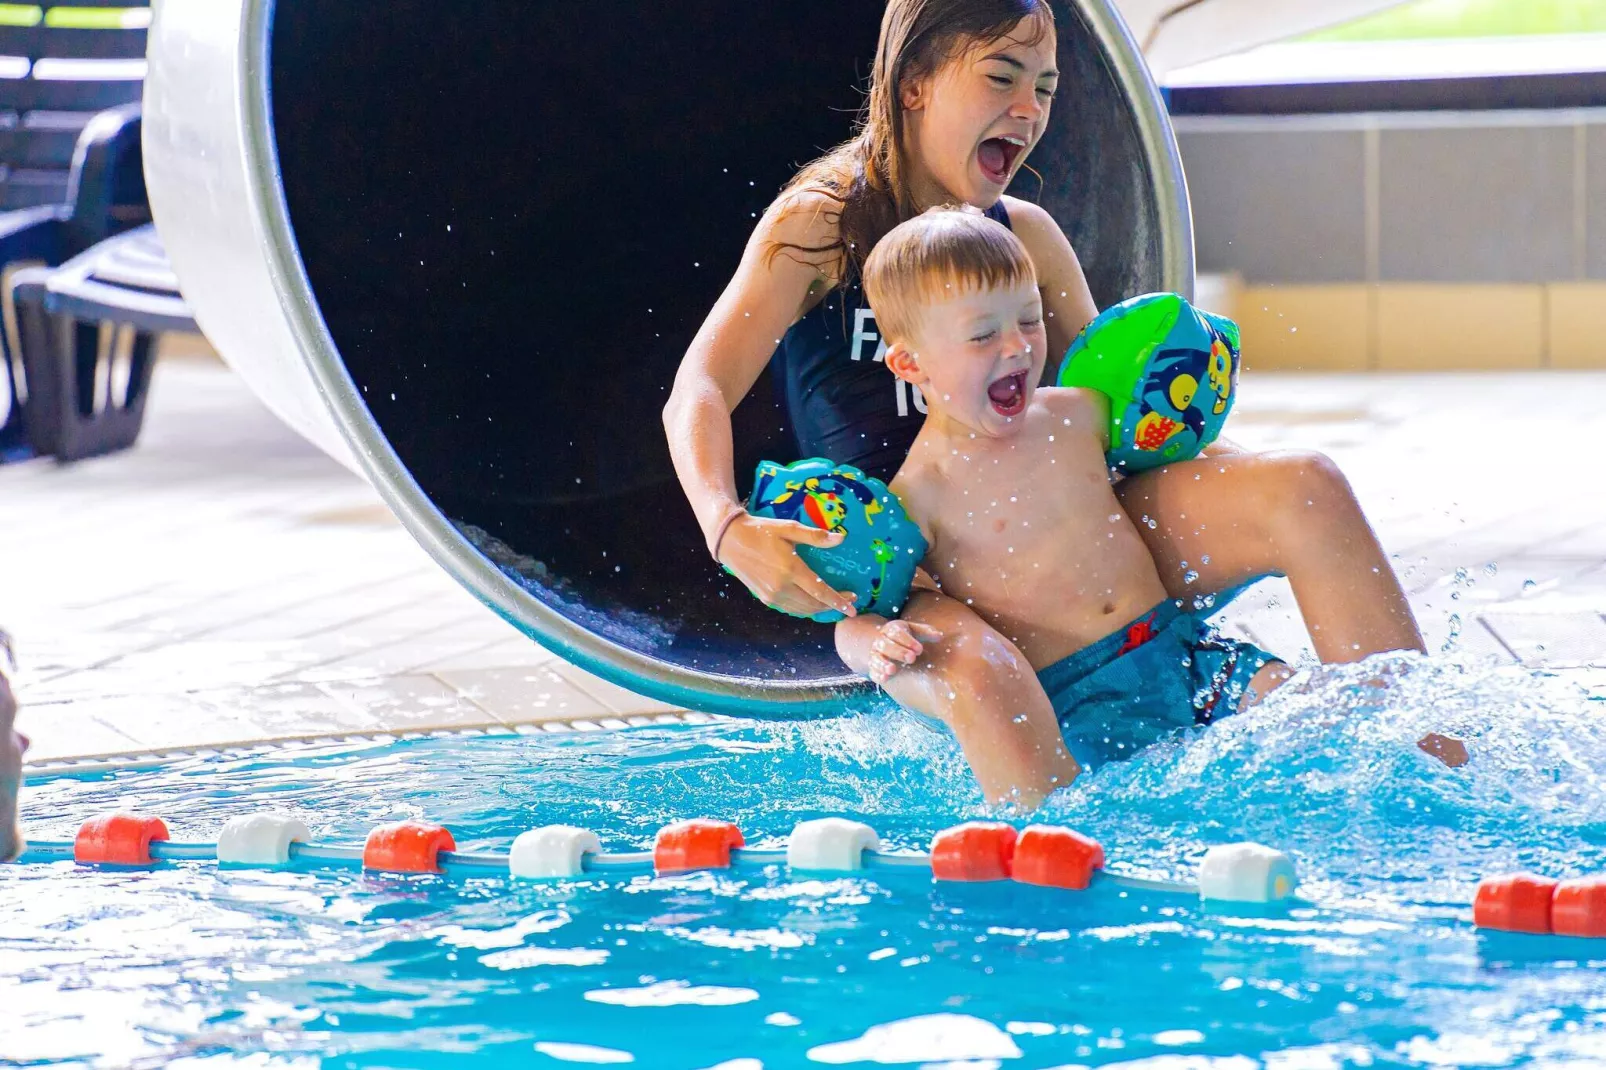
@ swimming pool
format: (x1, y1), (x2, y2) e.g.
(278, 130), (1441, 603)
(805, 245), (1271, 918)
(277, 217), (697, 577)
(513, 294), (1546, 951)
(5, 656), (1606, 1068)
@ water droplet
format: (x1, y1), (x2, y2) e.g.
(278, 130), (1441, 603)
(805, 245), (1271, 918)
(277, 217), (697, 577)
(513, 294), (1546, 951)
(1183, 570), (1199, 584)
(1522, 579), (1537, 592)
(1011, 713), (1028, 724)
(1484, 562), (1498, 576)
(1439, 612), (1462, 653)
(1201, 555), (1211, 566)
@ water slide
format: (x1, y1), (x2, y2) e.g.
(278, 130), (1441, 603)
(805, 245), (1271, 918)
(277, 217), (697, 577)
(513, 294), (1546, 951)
(141, 0), (1390, 717)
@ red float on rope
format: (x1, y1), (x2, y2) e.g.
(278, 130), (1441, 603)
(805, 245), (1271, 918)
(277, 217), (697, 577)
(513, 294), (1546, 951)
(74, 813), (170, 865)
(1552, 877), (1606, 939)
(654, 819), (744, 874)
(362, 820), (456, 874)
(1473, 873), (1558, 934)
(1012, 825), (1105, 890)
(930, 822), (1017, 882)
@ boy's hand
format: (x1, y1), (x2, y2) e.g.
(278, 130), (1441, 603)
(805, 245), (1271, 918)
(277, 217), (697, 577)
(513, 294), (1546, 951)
(867, 620), (944, 686)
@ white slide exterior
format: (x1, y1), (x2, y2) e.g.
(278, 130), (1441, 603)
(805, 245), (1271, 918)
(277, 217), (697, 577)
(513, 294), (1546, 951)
(1116, 0), (1412, 80)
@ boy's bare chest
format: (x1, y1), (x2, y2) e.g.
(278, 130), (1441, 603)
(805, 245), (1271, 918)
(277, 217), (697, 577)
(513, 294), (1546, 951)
(923, 445), (1120, 594)
(916, 435), (1167, 661)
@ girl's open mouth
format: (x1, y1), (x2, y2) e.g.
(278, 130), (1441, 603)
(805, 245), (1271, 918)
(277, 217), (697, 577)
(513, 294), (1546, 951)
(987, 371), (1028, 417)
(977, 136), (1025, 185)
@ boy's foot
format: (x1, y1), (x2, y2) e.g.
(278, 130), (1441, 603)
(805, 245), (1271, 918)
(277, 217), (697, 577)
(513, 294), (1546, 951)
(1417, 732), (1469, 768)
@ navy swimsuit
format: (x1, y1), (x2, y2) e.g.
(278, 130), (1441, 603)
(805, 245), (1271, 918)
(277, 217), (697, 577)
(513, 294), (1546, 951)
(769, 200), (1012, 483)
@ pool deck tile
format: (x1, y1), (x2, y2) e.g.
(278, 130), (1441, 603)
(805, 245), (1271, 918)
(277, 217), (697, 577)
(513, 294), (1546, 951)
(1481, 611), (1606, 669)
(434, 666), (618, 724)
(314, 674), (512, 733)
(3, 360), (1603, 763)
(21, 706), (147, 763)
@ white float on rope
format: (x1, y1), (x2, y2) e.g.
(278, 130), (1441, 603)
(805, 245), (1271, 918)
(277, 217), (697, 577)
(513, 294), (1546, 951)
(216, 813), (312, 865)
(509, 825), (603, 879)
(1199, 842), (1297, 903)
(787, 818), (880, 872)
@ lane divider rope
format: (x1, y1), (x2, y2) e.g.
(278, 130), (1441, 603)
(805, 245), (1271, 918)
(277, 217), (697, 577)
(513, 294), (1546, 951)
(4, 810), (1316, 905)
(23, 815), (1606, 936)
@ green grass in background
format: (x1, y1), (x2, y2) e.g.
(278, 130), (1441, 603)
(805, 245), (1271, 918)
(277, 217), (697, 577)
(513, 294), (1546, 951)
(1306, 0), (1606, 41)
(0, 4), (41, 27)
(44, 6), (145, 29)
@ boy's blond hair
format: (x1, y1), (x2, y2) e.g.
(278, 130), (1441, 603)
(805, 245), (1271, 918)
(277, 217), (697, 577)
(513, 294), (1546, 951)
(862, 205), (1038, 345)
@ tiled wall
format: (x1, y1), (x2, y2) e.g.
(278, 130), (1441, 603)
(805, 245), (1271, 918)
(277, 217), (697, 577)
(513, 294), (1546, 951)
(1176, 110), (1606, 369)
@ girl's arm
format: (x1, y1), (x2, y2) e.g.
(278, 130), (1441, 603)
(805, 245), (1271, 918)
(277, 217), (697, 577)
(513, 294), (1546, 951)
(663, 191), (860, 619)
(1002, 196), (1099, 363)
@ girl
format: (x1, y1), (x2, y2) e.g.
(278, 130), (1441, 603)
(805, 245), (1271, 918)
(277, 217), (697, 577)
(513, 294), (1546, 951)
(663, 0), (1421, 797)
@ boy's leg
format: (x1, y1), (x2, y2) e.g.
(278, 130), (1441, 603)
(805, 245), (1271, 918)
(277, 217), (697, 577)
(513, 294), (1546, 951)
(854, 589), (1080, 808)
(1116, 449), (1424, 663)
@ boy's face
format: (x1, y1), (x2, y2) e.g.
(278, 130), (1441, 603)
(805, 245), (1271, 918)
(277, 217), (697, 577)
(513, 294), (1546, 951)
(902, 18), (1059, 209)
(888, 279), (1047, 439)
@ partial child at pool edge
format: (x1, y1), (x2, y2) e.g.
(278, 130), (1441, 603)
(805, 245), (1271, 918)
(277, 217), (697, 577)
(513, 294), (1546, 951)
(828, 208), (1468, 806)
(1, 629), (27, 863)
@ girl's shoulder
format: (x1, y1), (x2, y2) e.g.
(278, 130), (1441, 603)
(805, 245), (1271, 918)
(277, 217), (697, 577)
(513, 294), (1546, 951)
(998, 194), (1068, 247)
(763, 187), (843, 245)
(758, 186), (847, 283)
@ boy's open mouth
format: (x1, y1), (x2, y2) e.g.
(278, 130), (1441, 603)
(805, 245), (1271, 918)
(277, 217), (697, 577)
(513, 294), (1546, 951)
(987, 371), (1028, 417)
(977, 135), (1026, 185)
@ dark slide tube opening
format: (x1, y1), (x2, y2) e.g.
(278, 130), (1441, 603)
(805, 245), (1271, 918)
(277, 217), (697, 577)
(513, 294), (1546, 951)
(269, 1), (1175, 697)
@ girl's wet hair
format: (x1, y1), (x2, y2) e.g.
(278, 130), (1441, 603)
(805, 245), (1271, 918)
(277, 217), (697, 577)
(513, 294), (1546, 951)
(862, 205), (1036, 345)
(764, 0), (1053, 285)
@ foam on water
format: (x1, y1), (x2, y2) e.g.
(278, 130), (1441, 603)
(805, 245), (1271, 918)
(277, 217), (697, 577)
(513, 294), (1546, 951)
(4, 656), (1605, 1068)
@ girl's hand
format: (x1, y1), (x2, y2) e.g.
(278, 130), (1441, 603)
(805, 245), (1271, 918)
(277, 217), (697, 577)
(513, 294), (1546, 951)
(866, 619), (944, 686)
(718, 513), (860, 619)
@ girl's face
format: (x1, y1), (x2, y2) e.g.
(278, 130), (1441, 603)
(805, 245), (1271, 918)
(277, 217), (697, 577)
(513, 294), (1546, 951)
(900, 17), (1059, 210)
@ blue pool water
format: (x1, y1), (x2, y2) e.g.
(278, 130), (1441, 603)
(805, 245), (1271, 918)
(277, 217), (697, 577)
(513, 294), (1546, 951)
(4, 656), (1606, 1068)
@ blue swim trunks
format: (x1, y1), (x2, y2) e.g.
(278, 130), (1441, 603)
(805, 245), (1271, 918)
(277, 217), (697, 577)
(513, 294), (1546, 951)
(1038, 597), (1279, 769)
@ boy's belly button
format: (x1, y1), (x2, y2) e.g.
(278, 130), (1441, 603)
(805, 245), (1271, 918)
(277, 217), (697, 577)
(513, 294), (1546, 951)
(993, 518), (1007, 533)
(1102, 602), (1116, 615)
